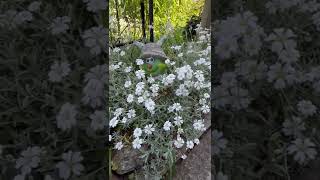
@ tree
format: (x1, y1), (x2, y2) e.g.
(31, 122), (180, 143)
(201, 0), (211, 29)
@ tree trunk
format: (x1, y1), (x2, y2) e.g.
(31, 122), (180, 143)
(140, 0), (146, 42)
(115, 0), (121, 39)
(148, 0), (154, 42)
(201, 0), (211, 29)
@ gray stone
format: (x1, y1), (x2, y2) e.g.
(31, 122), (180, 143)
(112, 146), (144, 175)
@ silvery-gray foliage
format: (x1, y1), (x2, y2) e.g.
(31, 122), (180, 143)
(0, 0), (107, 179)
(212, 130), (228, 155)
(56, 151), (84, 180)
(214, 0), (320, 179)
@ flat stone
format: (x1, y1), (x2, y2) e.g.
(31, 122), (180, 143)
(112, 146), (144, 175)
(112, 113), (211, 177)
(173, 128), (212, 180)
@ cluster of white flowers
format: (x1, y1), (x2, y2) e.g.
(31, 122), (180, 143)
(82, 64), (107, 108)
(109, 26), (211, 158)
(82, 26), (108, 55)
(0, 9), (33, 28)
(265, 28), (300, 64)
(214, 11), (265, 58)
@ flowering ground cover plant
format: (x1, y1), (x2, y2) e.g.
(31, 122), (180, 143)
(0, 0), (108, 179)
(109, 25), (211, 178)
(213, 0), (320, 179)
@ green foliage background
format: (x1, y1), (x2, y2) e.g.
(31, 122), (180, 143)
(109, 0), (204, 45)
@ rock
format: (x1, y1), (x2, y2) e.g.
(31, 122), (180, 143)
(112, 147), (144, 175)
(112, 113), (211, 177)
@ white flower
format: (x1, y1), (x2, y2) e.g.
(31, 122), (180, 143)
(127, 109), (136, 119)
(56, 103), (77, 131)
(13, 11), (33, 25)
(297, 100), (317, 117)
(173, 116), (184, 126)
(150, 84), (159, 93)
(267, 63), (296, 89)
(147, 77), (155, 83)
(144, 124), (155, 135)
(115, 142), (124, 150)
(137, 96), (145, 103)
(282, 116), (305, 137)
(171, 45), (182, 51)
(135, 70), (145, 79)
(124, 80), (132, 88)
(83, 0), (107, 12)
(175, 84), (189, 96)
(193, 119), (205, 131)
(110, 64), (120, 71)
(120, 51), (125, 56)
(174, 135), (185, 148)
(49, 16), (71, 35)
(126, 94), (134, 103)
(136, 59), (144, 65)
(186, 141), (194, 149)
(265, 28), (299, 63)
(48, 61), (71, 82)
(90, 110), (106, 131)
(288, 138), (317, 164)
(162, 74), (176, 86)
(109, 135), (112, 141)
(124, 66), (132, 73)
(204, 93), (210, 99)
(132, 138), (143, 149)
(135, 82), (145, 95)
(144, 98), (156, 113)
(178, 53), (183, 57)
(28, 1), (41, 12)
(193, 58), (206, 66)
(121, 117), (127, 123)
(82, 26), (107, 55)
(194, 138), (200, 145)
(163, 121), (172, 131)
(165, 59), (171, 64)
(181, 154), (187, 159)
(200, 105), (210, 113)
(177, 128), (184, 134)
(109, 117), (119, 128)
(133, 128), (143, 138)
(184, 80), (194, 88)
(175, 65), (193, 80)
(56, 151), (84, 180)
(113, 47), (121, 53)
(15, 146), (42, 175)
(199, 98), (207, 105)
(215, 37), (238, 59)
(235, 60), (267, 82)
(168, 103), (182, 112)
(114, 108), (124, 117)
